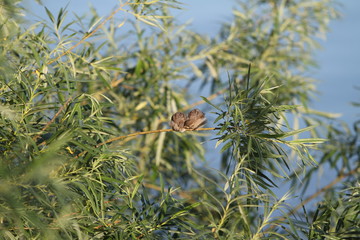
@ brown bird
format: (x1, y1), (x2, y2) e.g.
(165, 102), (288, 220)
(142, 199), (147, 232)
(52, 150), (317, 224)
(185, 109), (207, 130)
(170, 112), (187, 132)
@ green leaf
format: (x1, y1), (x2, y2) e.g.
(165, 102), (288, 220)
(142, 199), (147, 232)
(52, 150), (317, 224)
(220, 140), (233, 153)
(287, 138), (327, 144)
(270, 105), (301, 112)
(45, 7), (55, 23)
(201, 96), (222, 111)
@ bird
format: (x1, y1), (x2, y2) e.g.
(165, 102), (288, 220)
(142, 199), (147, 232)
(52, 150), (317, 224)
(170, 112), (187, 132)
(184, 109), (207, 130)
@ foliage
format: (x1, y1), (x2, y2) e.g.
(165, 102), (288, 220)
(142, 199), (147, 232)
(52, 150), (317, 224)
(306, 185), (360, 239)
(1, 0), (359, 239)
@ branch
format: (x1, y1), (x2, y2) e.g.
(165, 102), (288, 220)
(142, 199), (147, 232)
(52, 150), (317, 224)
(291, 167), (359, 214)
(41, 97), (73, 132)
(96, 127), (216, 147)
(34, 96), (73, 144)
(180, 87), (227, 112)
(74, 127), (216, 158)
(266, 166), (359, 231)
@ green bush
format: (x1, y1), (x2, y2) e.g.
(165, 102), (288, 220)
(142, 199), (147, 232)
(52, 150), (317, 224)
(1, 0), (359, 239)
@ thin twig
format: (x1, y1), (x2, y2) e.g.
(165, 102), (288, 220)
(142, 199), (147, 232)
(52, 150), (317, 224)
(96, 127), (216, 147)
(291, 167), (359, 214)
(142, 182), (196, 201)
(266, 167), (359, 231)
(41, 97), (73, 132)
(92, 77), (125, 99)
(180, 87), (227, 112)
(74, 127), (216, 158)
(34, 97), (73, 143)
(92, 72), (137, 100)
